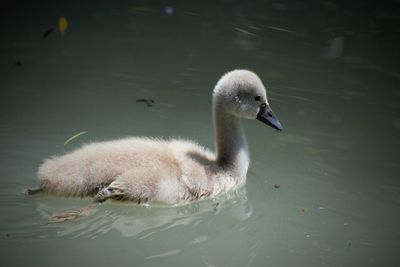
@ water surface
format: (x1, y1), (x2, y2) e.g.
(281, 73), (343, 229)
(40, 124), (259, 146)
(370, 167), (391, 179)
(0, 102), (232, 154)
(1, 1), (400, 266)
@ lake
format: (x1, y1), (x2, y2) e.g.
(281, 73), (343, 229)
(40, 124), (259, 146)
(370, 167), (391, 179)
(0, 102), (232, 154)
(1, 1), (400, 266)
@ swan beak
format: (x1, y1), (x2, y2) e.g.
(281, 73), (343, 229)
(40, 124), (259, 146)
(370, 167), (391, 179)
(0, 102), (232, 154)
(257, 105), (283, 131)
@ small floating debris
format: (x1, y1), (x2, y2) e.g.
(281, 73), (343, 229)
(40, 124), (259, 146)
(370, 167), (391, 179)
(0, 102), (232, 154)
(43, 16), (68, 38)
(15, 59), (22, 67)
(64, 131), (88, 146)
(58, 16), (68, 36)
(136, 99), (155, 107)
(273, 184), (280, 189)
(43, 27), (55, 38)
(300, 208), (307, 214)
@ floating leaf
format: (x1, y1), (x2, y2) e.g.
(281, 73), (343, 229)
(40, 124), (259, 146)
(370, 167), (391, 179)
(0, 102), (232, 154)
(64, 131), (87, 146)
(59, 16), (68, 36)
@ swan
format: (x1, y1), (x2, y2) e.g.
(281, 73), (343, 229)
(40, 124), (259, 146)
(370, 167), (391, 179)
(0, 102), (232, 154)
(35, 69), (283, 205)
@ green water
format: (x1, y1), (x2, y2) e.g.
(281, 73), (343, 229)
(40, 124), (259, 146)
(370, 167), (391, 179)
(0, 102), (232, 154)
(1, 1), (400, 266)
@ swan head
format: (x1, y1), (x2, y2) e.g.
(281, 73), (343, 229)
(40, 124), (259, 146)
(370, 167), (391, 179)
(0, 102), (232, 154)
(213, 69), (283, 131)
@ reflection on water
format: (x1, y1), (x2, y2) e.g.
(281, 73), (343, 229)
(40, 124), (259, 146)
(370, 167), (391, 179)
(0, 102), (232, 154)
(30, 188), (250, 240)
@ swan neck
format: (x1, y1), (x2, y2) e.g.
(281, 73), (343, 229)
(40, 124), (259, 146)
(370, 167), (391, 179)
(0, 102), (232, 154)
(213, 101), (249, 177)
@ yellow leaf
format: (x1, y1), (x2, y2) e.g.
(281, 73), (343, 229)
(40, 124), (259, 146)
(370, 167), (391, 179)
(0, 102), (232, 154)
(59, 16), (68, 36)
(64, 131), (87, 146)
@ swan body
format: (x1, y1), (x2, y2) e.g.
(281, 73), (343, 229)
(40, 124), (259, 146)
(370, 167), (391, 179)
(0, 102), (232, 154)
(37, 70), (283, 204)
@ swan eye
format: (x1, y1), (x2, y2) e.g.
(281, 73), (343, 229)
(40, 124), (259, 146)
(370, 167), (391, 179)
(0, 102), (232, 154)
(254, 96), (261, 101)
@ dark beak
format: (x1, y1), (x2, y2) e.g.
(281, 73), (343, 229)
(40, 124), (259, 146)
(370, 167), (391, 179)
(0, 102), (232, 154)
(257, 105), (283, 131)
